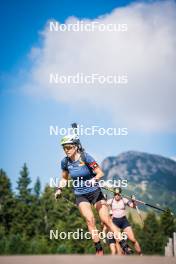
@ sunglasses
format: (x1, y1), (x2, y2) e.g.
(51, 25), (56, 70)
(63, 145), (75, 151)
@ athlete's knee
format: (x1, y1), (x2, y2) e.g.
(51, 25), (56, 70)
(103, 218), (112, 228)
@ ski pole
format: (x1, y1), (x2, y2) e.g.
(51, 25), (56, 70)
(56, 195), (78, 208)
(135, 204), (144, 226)
(130, 194), (144, 226)
(61, 196), (78, 208)
(101, 186), (173, 215)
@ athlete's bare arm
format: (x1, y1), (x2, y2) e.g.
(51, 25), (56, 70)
(59, 170), (69, 188)
(127, 200), (137, 208)
(94, 167), (104, 180)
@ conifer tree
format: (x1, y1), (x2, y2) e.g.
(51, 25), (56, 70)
(0, 169), (14, 233)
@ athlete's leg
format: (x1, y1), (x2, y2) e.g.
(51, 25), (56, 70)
(115, 241), (124, 255)
(78, 201), (99, 243)
(123, 226), (141, 254)
(95, 200), (121, 238)
(109, 243), (117, 255)
(94, 200), (130, 255)
(108, 237), (124, 255)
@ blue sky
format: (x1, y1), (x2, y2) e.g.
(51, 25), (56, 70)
(0, 0), (141, 72)
(1, 0), (176, 190)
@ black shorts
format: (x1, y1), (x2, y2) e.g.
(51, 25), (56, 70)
(112, 216), (131, 229)
(75, 188), (105, 206)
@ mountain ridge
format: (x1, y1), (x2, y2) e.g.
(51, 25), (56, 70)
(101, 151), (176, 213)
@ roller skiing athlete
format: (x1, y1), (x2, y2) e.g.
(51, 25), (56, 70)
(107, 187), (142, 255)
(55, 134), (132, 256)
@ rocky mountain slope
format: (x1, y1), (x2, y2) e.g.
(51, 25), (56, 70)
(101, 151), (176, 213)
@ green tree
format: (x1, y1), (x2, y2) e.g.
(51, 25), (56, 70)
(160, 208), (176, 237)
(142, 212), (163, 254)
(159, 208), (176, 254)
(12, 164), (34, 237)
(0, 169), (14, 234)
(17, 163), (31, 202)
(34, 177), (41, 198)
(30, 178), (44, 237)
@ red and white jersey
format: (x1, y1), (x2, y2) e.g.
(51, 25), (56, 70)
(107, 197), (132, 218)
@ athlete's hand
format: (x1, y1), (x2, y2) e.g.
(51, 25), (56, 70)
(86, 177), (98, 187)
(55, 188), (62, 200)
(131, 195), (137, 207)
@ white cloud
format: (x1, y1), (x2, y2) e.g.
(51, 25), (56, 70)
(25, 0), (176, 132)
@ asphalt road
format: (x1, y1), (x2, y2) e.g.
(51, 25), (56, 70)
(0, 255), (175, 264)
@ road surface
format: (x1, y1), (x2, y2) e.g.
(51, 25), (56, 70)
(0, 255), (175, 264)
